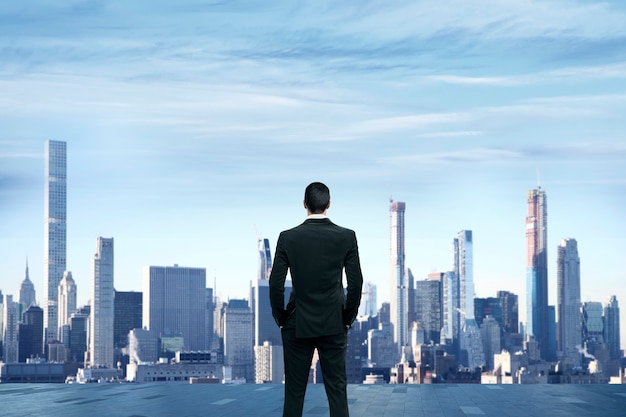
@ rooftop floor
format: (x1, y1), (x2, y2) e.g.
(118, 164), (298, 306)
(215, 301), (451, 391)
(0, 383), (625, 416)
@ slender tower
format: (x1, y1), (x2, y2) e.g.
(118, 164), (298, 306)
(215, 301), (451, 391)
(389, 199), (407, 350)
(90, 237), (115, 368)
(19, 258), (37, 310)
(525, 186), (549, 359)
(44, 140), (67, 342)
(556, 238), (581, 365)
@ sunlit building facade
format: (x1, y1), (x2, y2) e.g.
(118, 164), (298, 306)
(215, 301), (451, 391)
(556, 238), (581, 365)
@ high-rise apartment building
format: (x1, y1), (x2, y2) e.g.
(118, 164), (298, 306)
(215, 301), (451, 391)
(89, 237), (115, 368)
(556, 238), (581, 365)
(480, 316), (501, 370)
(143, 265), (206, 351)
(58, 270), (77, 341)
(603, 296), (622, 360)
(525, 187), (549, 359)
(44, 139), (67, 342)
(19, 259), (36, 310)
(389, 200), (407, 350)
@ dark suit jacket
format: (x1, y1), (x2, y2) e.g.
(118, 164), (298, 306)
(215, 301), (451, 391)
(269, 217), (364, 338)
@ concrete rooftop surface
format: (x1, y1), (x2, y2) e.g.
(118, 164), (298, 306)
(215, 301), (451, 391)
(0, 383), (625, 417)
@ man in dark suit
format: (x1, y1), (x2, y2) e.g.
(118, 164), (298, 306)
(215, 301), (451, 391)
(270, 182), (364, 417)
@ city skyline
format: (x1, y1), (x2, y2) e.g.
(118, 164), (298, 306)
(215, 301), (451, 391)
(1, 1), (625, 352)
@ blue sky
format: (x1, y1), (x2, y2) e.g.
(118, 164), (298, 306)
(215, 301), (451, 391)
(1, 1), (625, 349)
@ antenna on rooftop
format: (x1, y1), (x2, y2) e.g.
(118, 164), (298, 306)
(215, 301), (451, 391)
(536, 165), (542, 190)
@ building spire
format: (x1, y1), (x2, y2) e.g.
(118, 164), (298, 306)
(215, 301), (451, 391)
(536, 166), (542, 190)
(25, 256), (31, 282)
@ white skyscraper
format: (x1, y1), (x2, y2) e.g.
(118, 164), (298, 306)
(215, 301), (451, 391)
(44, 140), (67, 342)
(58, 270), (77, 340)
(358, 281), (377, 318)
(143, 265), (206, 351)
(89, 237), (115, 368)
(556, 238), (581, 365)
(390, 199), (407, 350)
(223, 299), (253, 381)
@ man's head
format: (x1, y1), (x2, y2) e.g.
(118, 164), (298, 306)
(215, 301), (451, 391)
(304, 182), (330, 214)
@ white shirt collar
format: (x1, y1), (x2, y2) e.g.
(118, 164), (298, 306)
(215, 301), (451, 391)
(307, 214), (327, 219)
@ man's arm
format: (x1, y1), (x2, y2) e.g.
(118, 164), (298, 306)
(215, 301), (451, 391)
(343, 231), (364, 328)
(269, 232), (289, 327)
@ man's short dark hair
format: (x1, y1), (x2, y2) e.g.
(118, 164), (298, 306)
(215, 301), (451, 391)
(304, 182), (330, 214)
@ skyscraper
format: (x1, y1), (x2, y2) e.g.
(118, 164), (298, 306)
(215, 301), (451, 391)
(58, 270), (77, 340)
(556, 238), (581, 365)
(525, 187), (549, 359)
(3, 295), (19, 363)
(18, 305), (44, 362)
(89, 237), (115, 368)
(44, 139), (67, 342)
(143, 265), (206, 351)
(258, 237), (272, 281)
(19, 258), (36, 310)
(389, 199), (407, 350)
(456, 230), (484, 370)
(440, 270), (458, 347)
(414, 274), (442, 344)
(223, 299), (253, 381)
(113, 291), (142, 350)
(603, 295), (622, 360)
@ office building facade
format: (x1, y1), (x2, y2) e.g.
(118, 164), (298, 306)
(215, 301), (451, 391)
(114, 291), (142, 349)
(44, 139), (67, 342)
(414, 274), (442, 344)
(18, 305), (44, 362)
(143, 265), (206, 351)
(603, 295), (622, 360)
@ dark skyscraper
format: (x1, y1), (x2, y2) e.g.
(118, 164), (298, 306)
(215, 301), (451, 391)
(525, 187), (549, 360)
(497, 291), (519, 335)
(604, 296), (622, 360)
(415, 274), (442, 344)
(18, 305), (44, 362)
(114, 291), (143, 349)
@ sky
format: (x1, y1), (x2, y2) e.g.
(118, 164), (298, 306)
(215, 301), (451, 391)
(1, 1), (625, 350)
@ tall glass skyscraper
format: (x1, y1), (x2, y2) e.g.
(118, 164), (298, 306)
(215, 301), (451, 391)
(44, 140), (67, 342)
(389, 199), (407, 350)
(525, 187), (549, 360)
(556, 238), (581, 365)
(90, 237), (115, 368)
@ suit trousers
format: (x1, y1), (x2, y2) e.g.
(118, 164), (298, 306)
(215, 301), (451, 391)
(281, 318), (349, 417)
